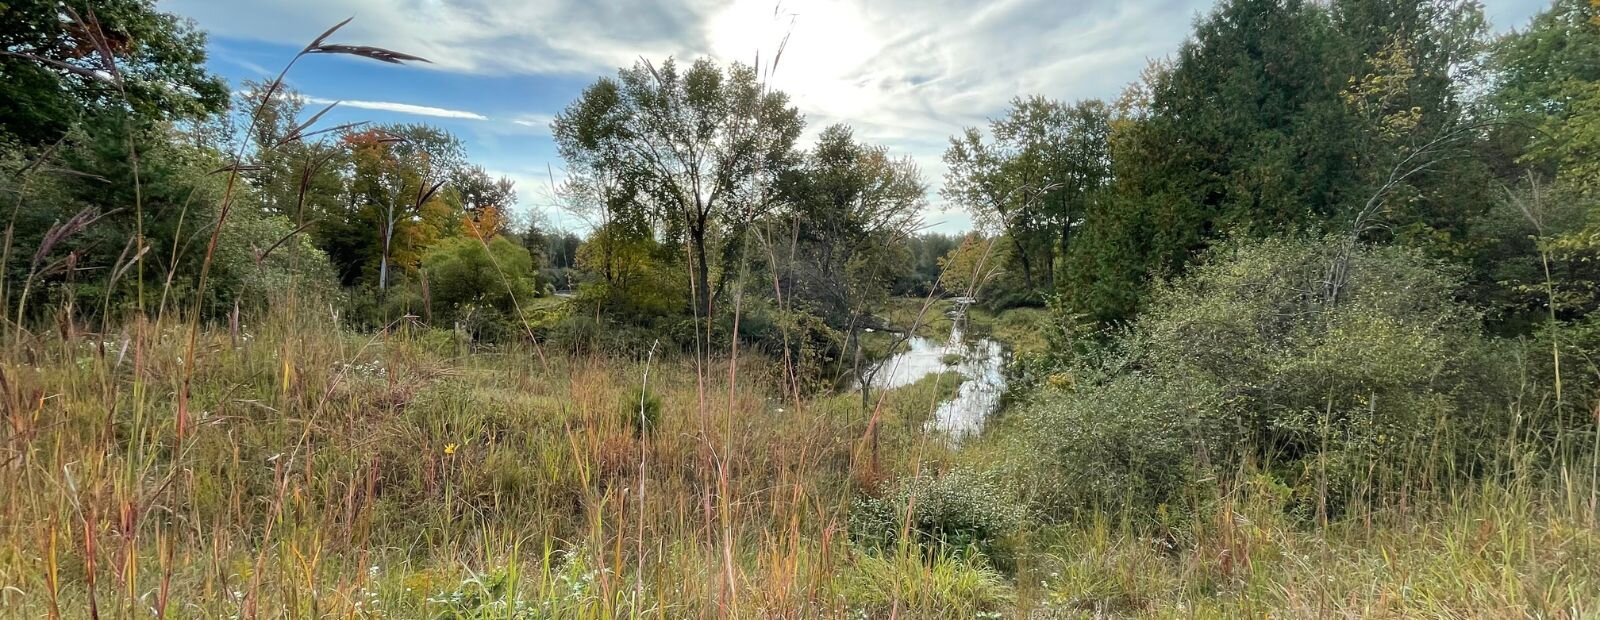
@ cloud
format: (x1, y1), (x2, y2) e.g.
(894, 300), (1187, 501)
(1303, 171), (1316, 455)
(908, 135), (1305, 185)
(480, 165), (593, 231)
(175, 0), (1554, 230)
(167, 0), (708, 75)
(304, 96), (489, 120)
(510, 113), (557, 134)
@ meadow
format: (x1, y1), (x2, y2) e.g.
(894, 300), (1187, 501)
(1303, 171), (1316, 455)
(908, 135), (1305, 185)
(3, 0), (1600, 617)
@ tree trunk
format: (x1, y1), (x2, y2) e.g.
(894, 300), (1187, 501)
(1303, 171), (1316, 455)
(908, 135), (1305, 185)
(692, 227), (713, 321)
(1011, 235), (1034, 291)
(379, 216), (394, 293)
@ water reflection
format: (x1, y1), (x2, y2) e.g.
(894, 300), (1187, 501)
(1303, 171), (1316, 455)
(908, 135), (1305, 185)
(862, 322), (1008, 439)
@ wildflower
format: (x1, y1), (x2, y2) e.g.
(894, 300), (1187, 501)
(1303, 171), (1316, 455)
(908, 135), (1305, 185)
(444, 442), (458, 455)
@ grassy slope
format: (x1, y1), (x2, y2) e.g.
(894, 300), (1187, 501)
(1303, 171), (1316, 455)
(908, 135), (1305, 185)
(0, 305), (993, 618)
(0, 301), (1595, 618)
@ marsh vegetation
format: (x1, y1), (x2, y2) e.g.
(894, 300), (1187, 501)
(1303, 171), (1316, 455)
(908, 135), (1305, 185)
(1, 0), (1599, 617)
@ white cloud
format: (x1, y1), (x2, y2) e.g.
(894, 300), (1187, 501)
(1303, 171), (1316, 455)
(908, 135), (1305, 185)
(176, 0), (1552, 230)
(168, 0), (712, 74)
(303, 96), (489, 120)
(510, 113), (557, 133)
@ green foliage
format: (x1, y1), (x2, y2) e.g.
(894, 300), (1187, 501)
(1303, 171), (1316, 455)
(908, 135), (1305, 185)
(573, 222), (688, 320)
(420, 235), (540, 340)
(1012, 236), (1515, 517)
(553, 57), (803, 319)
(211, 202), (340, 310)
(423, 554), (601, 619)
(733, 300), (845, 391)
(0, 0), (227, 145)
(1491, 0), (1600, 121)
(342, 124), (467, 290)
(892, 233), (961, 296)
(1006, 372), (1210, 518)
(1062, 0), (1360, 321)
(1060, 0), (1488, 324)
(2, 114), (337, 319)
(776, 124), (924, 329)
(943, 97), (1111, 296)
(850, 468), (1024, 569)
(936, 234), (1020, 302)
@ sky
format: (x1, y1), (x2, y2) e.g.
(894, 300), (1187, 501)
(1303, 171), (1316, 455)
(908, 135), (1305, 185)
(165, 0), (1553, 234)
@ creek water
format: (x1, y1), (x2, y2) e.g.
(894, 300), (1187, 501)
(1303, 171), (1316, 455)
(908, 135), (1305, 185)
(861, 315), (1009, 439)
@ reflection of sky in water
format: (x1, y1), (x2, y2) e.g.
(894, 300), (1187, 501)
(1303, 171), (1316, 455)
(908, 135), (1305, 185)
(863, 324), (1008, 440)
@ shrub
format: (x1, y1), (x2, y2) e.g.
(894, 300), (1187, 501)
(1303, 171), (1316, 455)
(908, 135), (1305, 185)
(1010, 236), (1517, 518)
(573, 224), (689, 319)
(1009, 373), (1214, 519)
(213, 205), (340, 309)
(421, 235), (541, 340)
(849, 467), (1024, 569)
(735, 300), (845, 391)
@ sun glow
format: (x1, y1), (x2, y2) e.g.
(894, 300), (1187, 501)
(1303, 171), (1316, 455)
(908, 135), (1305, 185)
(707, 0), (884, 121)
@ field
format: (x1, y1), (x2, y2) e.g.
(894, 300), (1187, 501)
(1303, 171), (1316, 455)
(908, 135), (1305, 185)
(0, 300), (1594, 618)
(3, 0), (1599, 617)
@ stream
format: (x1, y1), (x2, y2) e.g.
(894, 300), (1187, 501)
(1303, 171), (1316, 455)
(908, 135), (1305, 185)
(861, 309), (1009, 439)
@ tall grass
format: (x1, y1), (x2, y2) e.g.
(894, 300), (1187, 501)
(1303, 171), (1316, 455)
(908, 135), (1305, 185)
(0, 298), (977, 617)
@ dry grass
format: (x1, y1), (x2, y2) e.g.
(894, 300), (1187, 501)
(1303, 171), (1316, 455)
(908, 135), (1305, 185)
(1010, 475), (1600, 618)
(0, 300), (976, 618)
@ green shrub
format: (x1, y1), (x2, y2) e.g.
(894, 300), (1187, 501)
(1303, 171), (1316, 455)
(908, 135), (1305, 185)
(1010, 236), (1518, 519)
(1010, 373), (1214, 519)
(735, 300), (845, 391)
(849, 468), (1024, 570)
(421, 235), (541, 340)
(341, 282), (426, 331)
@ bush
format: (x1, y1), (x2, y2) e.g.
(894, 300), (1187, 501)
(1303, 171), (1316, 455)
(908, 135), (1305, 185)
(1008, 373), (1214, 519)
(421, 235), (541, 340)
(573, 224), (689, 319)
(735, 300), (845, 391)
(1009, 236), (1516, 519)
(212, 204), (340, 311)
(849, 468), (1024, 570)
(341, 283), (426, 331)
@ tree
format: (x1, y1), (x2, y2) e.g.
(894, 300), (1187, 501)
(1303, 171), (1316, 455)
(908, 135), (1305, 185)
(893, 233), (961, 296)
(342, 124), (464, 290)
(943, 97), (1111, 297)
(0, 0), (227, 145)
(1062, 0), (1485, 323)
(775, 124), (925, 392)
(1334, 0), (1491, 262)
(235, 83), (350, 221)
(1491, 0), (1600, 122)
(938, 233), (1014, 300)
(1488, 0), (1600, 326)
(453, 165), (516, 239)
(574, 221), (688, 319)
(553, 57), (803, 322)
